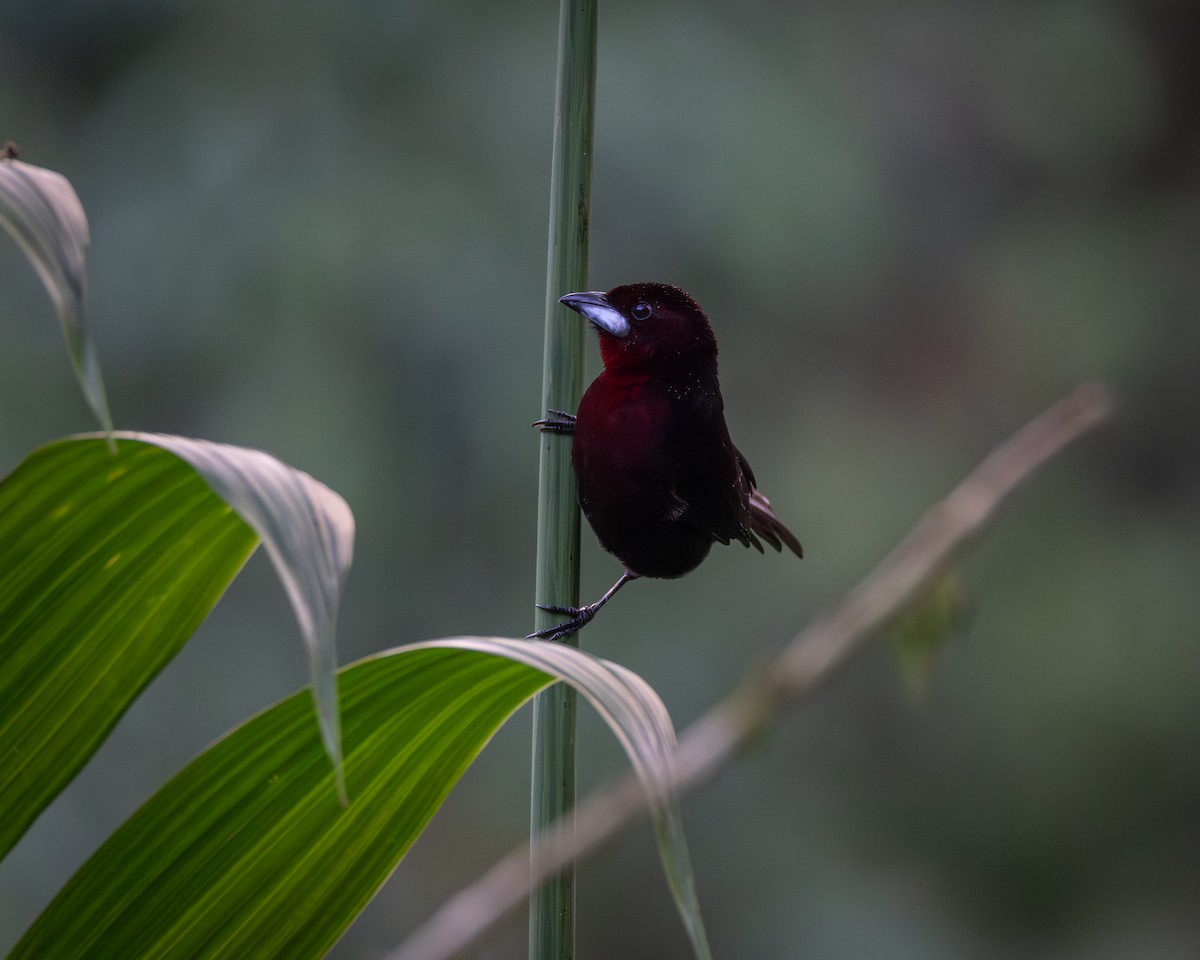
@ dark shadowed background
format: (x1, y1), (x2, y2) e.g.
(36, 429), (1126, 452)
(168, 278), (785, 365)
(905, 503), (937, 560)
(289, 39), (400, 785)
(2, 1), (1199, 957)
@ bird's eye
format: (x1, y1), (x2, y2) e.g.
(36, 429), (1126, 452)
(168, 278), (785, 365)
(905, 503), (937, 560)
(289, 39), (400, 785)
(631, 301), (652, 322)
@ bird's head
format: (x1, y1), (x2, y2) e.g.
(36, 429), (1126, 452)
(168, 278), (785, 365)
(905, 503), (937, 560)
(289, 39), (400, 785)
(559, 282), (718, 370)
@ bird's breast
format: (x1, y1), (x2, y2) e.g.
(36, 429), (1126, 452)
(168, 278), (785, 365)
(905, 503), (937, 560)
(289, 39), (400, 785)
(571, 374), (717, 578)
(574, 373), (671, 477)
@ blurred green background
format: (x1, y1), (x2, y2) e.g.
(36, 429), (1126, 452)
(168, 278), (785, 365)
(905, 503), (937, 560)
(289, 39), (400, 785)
(2, 0), (1198, 957)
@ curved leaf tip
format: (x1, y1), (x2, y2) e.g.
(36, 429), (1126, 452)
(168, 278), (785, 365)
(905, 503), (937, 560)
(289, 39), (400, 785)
(399, 638), (712, 960)
(0, 155), (112, 433)
(118, 432), (357, 801)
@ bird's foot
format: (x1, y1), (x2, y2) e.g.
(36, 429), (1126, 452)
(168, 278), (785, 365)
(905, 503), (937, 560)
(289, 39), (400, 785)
(533, 409), (576, 434)
(526, 602), (597, 642)
(526, 573), (636, 641)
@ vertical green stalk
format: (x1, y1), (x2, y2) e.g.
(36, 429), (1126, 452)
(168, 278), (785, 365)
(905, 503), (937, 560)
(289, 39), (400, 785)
(531, 1), (597, 958)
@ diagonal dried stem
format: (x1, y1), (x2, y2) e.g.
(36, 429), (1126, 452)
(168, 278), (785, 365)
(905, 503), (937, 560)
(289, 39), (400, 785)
(392, 382), (1114, 960)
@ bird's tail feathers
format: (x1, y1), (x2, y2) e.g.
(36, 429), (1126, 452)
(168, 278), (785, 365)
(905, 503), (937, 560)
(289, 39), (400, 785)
(747, 489), (804, 558)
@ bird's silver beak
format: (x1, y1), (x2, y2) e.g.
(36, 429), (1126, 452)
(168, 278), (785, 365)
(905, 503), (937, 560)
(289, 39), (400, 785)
(558, 291), (630, 338)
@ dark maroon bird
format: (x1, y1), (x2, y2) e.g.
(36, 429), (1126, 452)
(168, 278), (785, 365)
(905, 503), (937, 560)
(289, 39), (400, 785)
(530, 282), (802, 642)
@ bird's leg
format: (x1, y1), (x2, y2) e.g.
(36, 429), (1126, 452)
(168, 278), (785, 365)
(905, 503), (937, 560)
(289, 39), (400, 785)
(527, 571), (639, 642)
(533, 408), (576, 435)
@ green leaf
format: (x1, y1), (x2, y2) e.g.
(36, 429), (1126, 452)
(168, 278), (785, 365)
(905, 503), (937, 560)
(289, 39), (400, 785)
(0, 437), (257, 858)
(0, 433), (355, 857)
(8, 639), (709, 960)
(121, 432), (356, 802)
(0, 155), (112, 433)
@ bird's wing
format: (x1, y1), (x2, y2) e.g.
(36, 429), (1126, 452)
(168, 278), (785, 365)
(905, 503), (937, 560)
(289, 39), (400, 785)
(663, 385), (802, 559)
(670, 413), (764, 550)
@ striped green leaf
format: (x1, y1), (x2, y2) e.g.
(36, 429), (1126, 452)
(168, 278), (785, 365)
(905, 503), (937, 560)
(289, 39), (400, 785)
(119, 431), (356, 801)
(0, 433), (354, 857)
(9, 638), (708, 960)
(0, 154), (111, 433)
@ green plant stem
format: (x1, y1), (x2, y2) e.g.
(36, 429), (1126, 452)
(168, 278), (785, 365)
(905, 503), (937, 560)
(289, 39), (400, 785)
(530, 1), (598, 958)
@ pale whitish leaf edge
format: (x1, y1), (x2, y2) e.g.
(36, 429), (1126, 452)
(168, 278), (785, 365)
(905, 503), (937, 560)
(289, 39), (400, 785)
(0, 156), (112, 433)
(101, 431), (356, 803)
(405, 637), (711, 960)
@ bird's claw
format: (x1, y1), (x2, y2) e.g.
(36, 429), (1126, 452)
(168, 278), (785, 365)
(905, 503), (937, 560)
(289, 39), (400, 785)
(533, 409), (576, 435)
(526, 602), (597, 641)
(533, 602), (577, 616)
